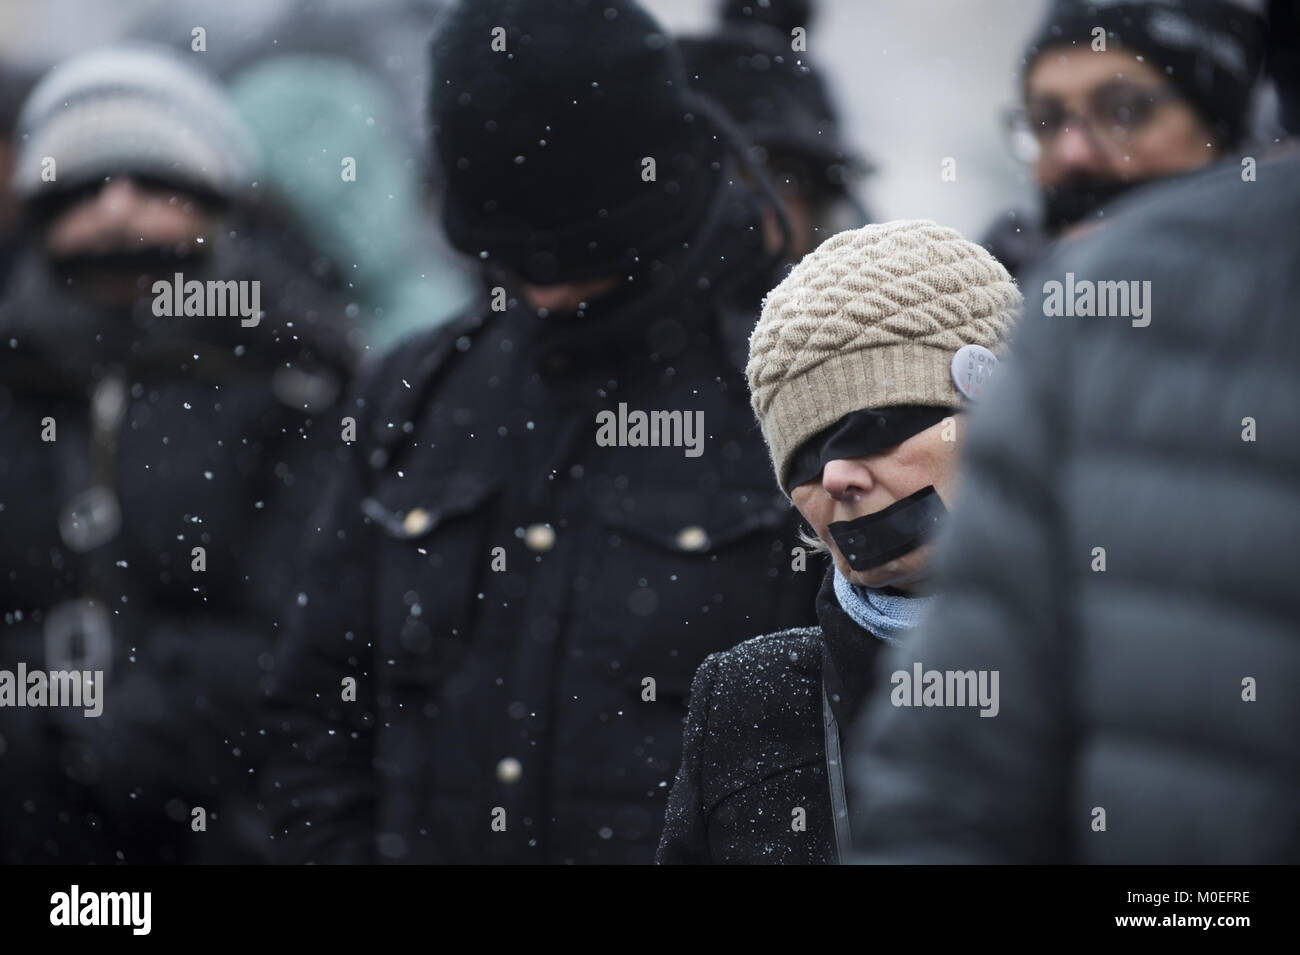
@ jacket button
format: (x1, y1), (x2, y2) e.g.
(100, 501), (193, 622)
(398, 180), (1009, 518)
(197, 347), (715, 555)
(496, 757), (522, 784)
(403, 508), (432, 536)
(675, 525), (709, 551)
(524, 523), (555, 552)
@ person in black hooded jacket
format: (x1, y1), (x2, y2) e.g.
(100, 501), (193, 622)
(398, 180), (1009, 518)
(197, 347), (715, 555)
(0, 47), (355, 864)
(657, 219), (1021, 864)
(262, 0), (819, 865)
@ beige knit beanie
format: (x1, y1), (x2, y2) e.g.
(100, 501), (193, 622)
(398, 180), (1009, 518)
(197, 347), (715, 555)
(747, 219), (1021, 493)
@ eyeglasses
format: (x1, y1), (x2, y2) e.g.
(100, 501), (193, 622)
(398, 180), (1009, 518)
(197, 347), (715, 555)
(1004, 82), (1183, 163)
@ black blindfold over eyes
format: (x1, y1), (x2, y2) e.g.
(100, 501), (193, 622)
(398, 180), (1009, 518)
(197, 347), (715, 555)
(783, 405), (953, 493)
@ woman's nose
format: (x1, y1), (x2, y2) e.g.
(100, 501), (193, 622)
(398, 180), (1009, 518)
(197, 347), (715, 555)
(821, 458), (870, 501)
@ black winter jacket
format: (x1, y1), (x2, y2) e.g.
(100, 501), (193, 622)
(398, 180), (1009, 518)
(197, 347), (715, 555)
(657, 567), (887, 864)
(850, 158), (1300, 864)
(0, 231), (354, 863)
(264, 182), (820, 864)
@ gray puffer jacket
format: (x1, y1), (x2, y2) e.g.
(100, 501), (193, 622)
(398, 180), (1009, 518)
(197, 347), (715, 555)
(849, 157), (1300, 864)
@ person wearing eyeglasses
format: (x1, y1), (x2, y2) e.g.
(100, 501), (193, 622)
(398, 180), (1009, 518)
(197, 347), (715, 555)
(985, 0), (1266, 277)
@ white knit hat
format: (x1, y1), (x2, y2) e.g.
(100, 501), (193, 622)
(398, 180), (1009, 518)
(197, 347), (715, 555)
(12, 46), (260, 203)
(747, 219), (1021, 491)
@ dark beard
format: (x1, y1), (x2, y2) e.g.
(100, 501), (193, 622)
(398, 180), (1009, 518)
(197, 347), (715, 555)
(1041, 174), (1150, 234)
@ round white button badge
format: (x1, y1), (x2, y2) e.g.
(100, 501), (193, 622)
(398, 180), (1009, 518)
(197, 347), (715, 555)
(950, 344), (999, 400)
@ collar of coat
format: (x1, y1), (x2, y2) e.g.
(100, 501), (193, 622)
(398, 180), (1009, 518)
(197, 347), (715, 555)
(817, 565), (890, 734)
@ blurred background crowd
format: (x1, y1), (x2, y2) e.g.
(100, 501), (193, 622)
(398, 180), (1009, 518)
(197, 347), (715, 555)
(1, 0), (1296, 342)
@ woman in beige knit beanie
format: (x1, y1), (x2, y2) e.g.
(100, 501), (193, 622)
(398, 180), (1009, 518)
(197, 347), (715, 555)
(659, 219), (1020, 866)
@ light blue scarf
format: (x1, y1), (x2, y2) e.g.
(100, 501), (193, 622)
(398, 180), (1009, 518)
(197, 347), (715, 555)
(832, 566), (935, 647)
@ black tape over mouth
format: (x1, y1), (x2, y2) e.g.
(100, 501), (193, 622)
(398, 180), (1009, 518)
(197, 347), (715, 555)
(827, 485), (948, 571)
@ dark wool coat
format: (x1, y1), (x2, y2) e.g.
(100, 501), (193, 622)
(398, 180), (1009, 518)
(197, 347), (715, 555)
(657, 567), (888, 864)
(0, 227), (354, 863)
(264, 182), (821, 864)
